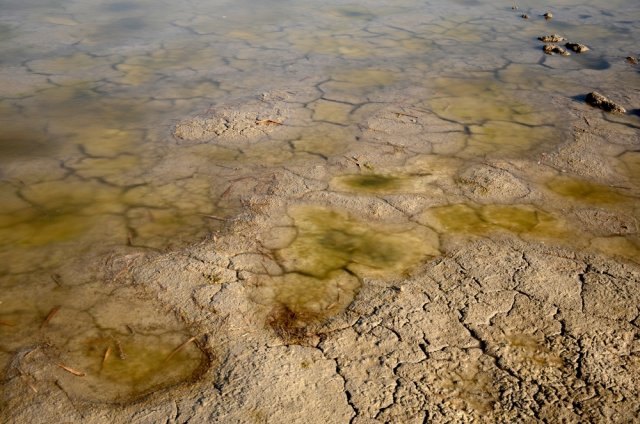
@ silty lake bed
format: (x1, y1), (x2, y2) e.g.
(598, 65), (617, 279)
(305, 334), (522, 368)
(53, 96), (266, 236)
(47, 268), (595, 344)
(0, 0), (639, 422)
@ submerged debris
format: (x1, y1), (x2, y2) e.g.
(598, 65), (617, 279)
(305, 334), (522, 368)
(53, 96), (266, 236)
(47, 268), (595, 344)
(40, 306), (61, 329)
(164, 336), (197, 363)
(57, 363), (85, 377)
(565, 42), (590, 53)
(585, 92), (626, 114)
(521, 14), (529, 19)
(538, 34), (565, 43)
(543, 44), (570, 56)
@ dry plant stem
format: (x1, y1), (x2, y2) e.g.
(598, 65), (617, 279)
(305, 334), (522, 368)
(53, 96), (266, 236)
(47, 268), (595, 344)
(256, 119), (283, 126)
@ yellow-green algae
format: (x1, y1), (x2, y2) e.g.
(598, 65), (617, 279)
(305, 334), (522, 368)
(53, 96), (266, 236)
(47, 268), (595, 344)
(276, 205), (440, 280)
(422, 203), (569, 238)
(546, 175), (629, 204)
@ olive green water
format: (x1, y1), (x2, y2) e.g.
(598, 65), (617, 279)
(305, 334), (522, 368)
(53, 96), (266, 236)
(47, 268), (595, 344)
(1, 0), (639, 403)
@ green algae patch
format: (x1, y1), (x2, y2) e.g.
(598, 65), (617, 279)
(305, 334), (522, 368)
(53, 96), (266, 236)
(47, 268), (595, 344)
(421, 203), (569, 239)
(331, 173), (407, 193)
(546, 175), (629, 204)
(276, 206), (440, 280)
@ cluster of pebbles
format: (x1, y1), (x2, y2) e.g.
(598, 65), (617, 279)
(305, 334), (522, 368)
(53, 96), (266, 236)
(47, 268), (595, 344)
(538, 34), (589, 56)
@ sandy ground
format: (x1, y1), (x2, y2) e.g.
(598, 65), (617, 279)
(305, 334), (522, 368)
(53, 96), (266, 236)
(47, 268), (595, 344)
(2, 84), (638, 423)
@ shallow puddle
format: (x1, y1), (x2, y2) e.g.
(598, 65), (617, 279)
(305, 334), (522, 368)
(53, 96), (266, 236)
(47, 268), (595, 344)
(255, 205), (440, 334)
(0, 283), (207, 401)
(546, 175), (629, 204)
(426, 77), (564, 158)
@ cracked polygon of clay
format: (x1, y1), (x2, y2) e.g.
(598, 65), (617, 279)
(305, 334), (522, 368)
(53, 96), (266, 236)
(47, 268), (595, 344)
(173, 101), (286, 144)
(457, 165), (530, 203)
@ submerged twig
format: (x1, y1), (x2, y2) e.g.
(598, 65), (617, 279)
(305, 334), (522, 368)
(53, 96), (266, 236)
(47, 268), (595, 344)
(101, 346), (112, 370)
(20, 374), (38, 394)
(115, 339), (126, 360)
(40, 306), (61, 329)
(199, 214), (226, 221)
(394, 111), (418, 119)
(57, 363), (85, 377)
(50, 273), (63, 287)
(164, 336), (196, 363)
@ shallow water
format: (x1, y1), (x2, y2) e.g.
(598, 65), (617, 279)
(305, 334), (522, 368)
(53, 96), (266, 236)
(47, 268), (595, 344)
(1, 0), (639, 403)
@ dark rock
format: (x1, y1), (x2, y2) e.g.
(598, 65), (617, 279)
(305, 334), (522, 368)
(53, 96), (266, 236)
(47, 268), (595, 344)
(585, 92), (626, 114)
(565, 42), (590, 53)
(543, 44), (570, 56)
(626, 56), (638, 65)
(521, 14), (529, 19)
(538, 34), (565, 43)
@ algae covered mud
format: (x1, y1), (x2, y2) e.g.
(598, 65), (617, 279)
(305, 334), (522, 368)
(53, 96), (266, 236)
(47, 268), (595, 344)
(1, 0), (639, 421)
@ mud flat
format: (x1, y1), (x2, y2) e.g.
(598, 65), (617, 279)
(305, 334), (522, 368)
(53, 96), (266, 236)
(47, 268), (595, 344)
(3, 84), (639, 422)
(1, 0), (639, 422)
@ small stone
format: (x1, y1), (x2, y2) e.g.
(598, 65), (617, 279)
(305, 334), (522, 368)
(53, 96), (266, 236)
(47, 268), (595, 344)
(565, 42), (590, 53)
(585, 92), (626, 114)
(538, 34), (565, 43)
(512, 5), (519, 10)
(543, 44), (570, 56)
(626, 56), (638, 65)
(521, 14), (529, 19)
(544, 12), (553, 19)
